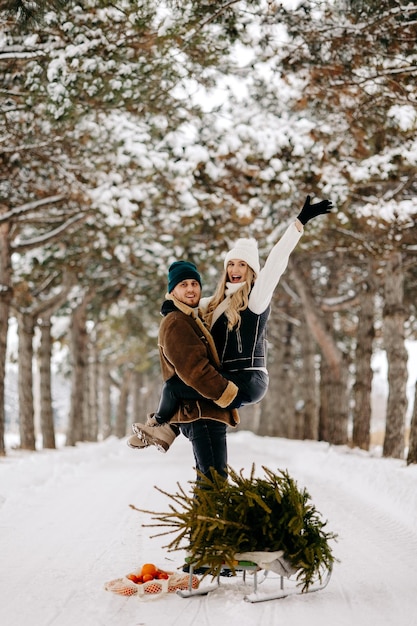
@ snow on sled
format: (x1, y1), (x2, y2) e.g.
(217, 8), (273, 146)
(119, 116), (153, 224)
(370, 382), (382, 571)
(177, 553), (333, 603)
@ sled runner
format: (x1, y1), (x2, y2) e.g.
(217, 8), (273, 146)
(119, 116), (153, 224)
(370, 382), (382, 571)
(177, 558), (332, 603)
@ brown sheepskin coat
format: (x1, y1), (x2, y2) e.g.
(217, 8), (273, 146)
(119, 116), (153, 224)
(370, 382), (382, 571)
(158, 294), (240, 428)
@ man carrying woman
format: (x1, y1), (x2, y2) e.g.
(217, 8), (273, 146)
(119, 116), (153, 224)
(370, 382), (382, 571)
(128, 195), (332, 476)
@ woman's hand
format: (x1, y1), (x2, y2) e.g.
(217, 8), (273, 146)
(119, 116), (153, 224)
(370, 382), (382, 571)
(297, 195), (333, 225)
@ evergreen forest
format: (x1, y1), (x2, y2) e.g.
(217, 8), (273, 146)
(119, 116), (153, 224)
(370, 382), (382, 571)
(1, 0), (416, 462)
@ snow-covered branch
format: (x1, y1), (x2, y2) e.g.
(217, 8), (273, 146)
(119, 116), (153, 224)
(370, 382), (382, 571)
(0, 50), (44, 60)
(12, 212), (88, 252)
(0, 195), (66, 223)
(0, 138), (61, 153)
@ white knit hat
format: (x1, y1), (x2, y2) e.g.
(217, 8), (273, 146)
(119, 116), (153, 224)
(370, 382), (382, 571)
(224, 238), (260, 275)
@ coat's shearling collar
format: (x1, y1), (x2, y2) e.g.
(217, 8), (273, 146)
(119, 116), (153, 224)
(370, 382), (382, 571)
(165, 293), (221, 369)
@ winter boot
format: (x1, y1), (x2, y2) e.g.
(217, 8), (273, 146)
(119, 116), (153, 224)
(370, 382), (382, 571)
(132, 414), (178, 453)
(127, 434), (150, 449)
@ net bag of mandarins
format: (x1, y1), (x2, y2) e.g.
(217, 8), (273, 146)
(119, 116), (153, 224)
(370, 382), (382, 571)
(104, 563), (199, 600)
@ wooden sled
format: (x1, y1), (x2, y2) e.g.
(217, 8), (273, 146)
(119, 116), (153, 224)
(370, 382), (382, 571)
(177, 559), (332, 603)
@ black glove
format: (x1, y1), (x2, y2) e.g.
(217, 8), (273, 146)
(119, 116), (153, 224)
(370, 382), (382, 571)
(297, 195), (333, 225)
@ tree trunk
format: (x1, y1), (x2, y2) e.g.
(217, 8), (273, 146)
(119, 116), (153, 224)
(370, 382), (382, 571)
(406, 381), (417, 465)
(38, 317), (56, 449)
(290, 262), (349, 444)
(352, 270), (375, 450)
(34, 283), (74, 449)
(0, 217), (12, 456)
(298, 320), (319, 440)
(131, 370), (142, 424)
(331, 355), (349, 445)
(67, 297), (89, 446)
(17, 311), (36, 450)
(84, 331), (98, 442)
(282, 321), (298, 439)
(100, 361), (112, 439)
(114, 368), (132, 438)
(258, 316), (293, 437)
(319, 353), (349, 445)
(318, 357), (331, 442)
(143, 374), (163, 417)
(382, 252), (408, 459)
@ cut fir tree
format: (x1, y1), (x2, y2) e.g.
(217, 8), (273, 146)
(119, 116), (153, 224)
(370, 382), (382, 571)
(136, 464), (337, 591)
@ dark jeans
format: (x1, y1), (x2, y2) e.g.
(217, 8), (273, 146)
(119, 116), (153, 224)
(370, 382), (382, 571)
(179, 419), (228, 481)
(156, 369), (269, 422)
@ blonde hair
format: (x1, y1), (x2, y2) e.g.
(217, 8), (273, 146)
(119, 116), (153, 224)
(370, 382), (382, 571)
(203, 266), (256, 330)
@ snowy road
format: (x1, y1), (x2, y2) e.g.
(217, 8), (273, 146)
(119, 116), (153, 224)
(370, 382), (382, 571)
(1, 431), (416, 626)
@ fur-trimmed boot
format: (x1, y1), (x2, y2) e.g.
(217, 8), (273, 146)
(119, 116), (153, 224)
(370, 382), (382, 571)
(132, 414), (178, 453)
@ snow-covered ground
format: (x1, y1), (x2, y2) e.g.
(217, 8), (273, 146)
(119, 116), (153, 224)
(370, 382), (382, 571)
(1, 430), (416, 626)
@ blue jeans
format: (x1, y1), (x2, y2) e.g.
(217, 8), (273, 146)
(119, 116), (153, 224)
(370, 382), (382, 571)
(179, 419), (228, 482)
